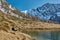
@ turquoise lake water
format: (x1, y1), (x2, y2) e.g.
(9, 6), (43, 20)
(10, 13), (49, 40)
(22, 31), (60, 40)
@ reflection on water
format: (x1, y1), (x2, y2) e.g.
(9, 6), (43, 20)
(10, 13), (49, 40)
(22, 31), (60, 40)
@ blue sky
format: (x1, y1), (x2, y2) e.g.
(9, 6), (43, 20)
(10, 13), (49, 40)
(6, 0), (59, 11)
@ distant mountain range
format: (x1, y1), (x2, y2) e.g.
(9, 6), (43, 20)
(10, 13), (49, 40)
(22, 3), (60, 23)
(0, 0), (60, 23)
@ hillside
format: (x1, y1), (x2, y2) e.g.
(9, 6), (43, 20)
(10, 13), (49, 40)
(0, 10), (60, 32)
(0, 10), (36, 40)
(0, 0), (60, 40)
(0, 9), (60, 40)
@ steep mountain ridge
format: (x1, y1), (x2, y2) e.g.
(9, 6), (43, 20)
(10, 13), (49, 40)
(24, 3), (60, 23)
(1, 0), (59, 23)
(1, 0), (40, 22)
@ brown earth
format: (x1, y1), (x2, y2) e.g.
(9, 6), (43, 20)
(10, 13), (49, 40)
(0, 8), (60, 40)
(0, 30), (34, 40)
(0, 10), (35, 40)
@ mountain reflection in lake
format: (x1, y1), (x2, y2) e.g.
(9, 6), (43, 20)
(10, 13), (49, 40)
(22, 31), (60, 40)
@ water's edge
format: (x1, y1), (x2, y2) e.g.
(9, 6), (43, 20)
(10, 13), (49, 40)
(21, 30), (60, 40)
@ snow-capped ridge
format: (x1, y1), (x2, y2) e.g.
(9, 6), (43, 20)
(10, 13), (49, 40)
(21, 10), (28, 14)
(26, 3), (60, 23)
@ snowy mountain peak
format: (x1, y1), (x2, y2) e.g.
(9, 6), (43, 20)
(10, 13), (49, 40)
(21, 10), (28, 14)
(25, 3), (60, 23)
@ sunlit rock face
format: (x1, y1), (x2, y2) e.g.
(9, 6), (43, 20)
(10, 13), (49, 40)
(26, 3), (60, 23)
(0, 0), (19, 18)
